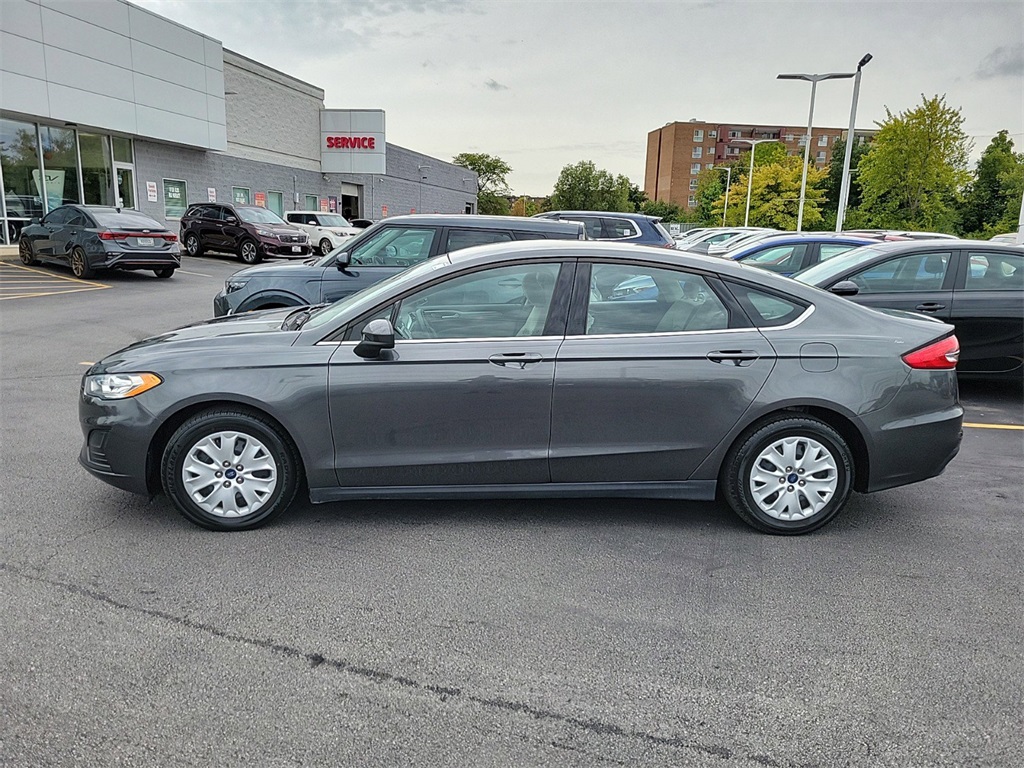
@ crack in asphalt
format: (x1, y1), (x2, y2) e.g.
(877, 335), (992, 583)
(3, 563), (794, 766)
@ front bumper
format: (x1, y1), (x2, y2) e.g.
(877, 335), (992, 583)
(258, 239), (310, 258)
(213, 290), (234, 317)
(79, 391), (160, 496)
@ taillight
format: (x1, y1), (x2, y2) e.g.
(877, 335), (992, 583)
(902, 335), (959, 370)
(162, 234), (178, 242)
(98, 231), (130, 240)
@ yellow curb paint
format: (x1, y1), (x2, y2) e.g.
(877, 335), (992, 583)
(963, 422), (1024, 431)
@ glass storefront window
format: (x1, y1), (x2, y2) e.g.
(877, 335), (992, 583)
(1, 118), (44, 242)
(79, 133), (114, 206)
(39, 125), (81, 211)
(112, 136), (133, 164)
(163, 179), (188, 218)
(232, 187), (250, 205)
(266, 190), (284, 216)
(304, 194), (318, 210)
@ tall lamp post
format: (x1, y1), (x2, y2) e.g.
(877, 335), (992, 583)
(777, 71), (856, 231)
(714, 165), (731, 225)
(733, 138), (778, 227)
(835, 53), (873, 232)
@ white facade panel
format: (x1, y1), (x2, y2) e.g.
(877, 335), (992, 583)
(205, 66), (225, 99)
(1, 31), (47, 80)
(47, 83), (137, 134)
(39, 0), (130, 36)
(38, 5), (132, 69)
(0, 70), (51, 117)
(133, 72), (208, 120)
(127, 4), (205, 61)
(130, 39), (207, 90)
(136, 105), (209, 148)
(207, 94), (226, 126)
(44, 46), (135, 102)
(203, 37), (223, 71)
(2, 0), (44, 41)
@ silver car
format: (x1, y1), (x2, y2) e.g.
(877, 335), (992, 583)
(79, 241), (963, 534)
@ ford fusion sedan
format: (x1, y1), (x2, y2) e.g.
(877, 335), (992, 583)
(82, 241), (962, 535)
(19, 205), (181, 279)
(212, 214), (586, 316)
(795, 239), (1024, 378)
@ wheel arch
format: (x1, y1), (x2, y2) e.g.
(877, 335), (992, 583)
(235, 290), (308, 313)
(145, 399), (307, 495)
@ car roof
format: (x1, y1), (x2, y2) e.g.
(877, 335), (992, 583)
(539, 210), (661, 222)
(375, 214), (584, 232)
(842, 238), (1024, 255)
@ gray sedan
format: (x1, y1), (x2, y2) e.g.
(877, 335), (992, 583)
(79, 242), (963, 534)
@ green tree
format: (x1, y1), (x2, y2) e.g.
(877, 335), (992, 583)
(822, 136), (872, 217)
(857, 95), (972, 232)
(712, 155), (828, 230)
(628, 182), (648, 212)
(510, 196), (541, 216)
(958, 130), (1023, 236)
(452, 152), (513, 215)
(639, 199), (683, 222)
(549, 160), (632, 211)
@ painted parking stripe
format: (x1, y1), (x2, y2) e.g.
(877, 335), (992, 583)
(963, 422), (1024, 431)
(0, 260), (108, 299)
(0, 261), (107, 287)
(177, 269), (213, 277)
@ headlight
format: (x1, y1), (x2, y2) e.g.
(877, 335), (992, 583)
(84, 373), (162, 399)
(256, 228), (272, 237)
(225, 278), (249, 293)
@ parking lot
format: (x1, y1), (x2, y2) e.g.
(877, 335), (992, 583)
(1, 252), (1021, 767)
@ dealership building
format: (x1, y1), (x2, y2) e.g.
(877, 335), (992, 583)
(0, 0), (478, 244)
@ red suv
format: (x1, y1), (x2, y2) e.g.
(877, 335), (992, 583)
(180, 203), (311, 264)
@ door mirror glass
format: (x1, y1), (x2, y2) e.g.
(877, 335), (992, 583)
(354, 318), (395, 359)
(830, 280), (860, 296)
(334, 251), (351, 269)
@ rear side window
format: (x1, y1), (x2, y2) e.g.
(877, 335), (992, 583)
(965, 251), (1024, 291)
(818, 243), (861, 262)
(601, 218), (640, 239)
(726, 282), (809, 327)
(444, 229), (513, 252)
(742, 243), (809, 274)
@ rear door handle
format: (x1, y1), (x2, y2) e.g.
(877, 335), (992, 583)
(707, 350), (760, 366)
(488, 352), (543, 368)
(915, 302), (946, 312)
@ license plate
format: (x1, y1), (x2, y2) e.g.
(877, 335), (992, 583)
(291, 245), (301, 252)
(136, 237), (154, 246)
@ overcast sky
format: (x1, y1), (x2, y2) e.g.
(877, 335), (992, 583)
(136, 0), (1024, 195)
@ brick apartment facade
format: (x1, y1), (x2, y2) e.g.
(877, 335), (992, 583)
(645, 120), (875, 210)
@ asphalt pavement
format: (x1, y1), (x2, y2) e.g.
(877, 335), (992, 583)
(1, 253), (1021, 767)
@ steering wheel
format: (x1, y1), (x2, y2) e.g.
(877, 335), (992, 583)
(397, 308), (437, 339)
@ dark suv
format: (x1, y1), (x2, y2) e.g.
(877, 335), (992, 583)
(180, 203), (311, 264)
(533, 211), (675, 247)
(213, 214), (586, 316)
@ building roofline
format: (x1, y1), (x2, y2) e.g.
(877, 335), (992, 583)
(223, 48), (325, 99)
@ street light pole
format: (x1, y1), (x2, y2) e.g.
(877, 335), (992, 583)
(777, 71), (856, 231)
(836, 53), (873, 232)
(733, 138), (777, 227)
(717, 166), (731, 226)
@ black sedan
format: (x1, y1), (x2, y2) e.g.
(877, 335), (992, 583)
(795, 239), (1024, 378)
(80, 241), (963, 535)
(19, 205), (181, 279)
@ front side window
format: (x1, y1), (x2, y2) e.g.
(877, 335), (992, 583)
(350, 226), (436, 267)
(965, 251), (1024, 291)
(849, 251), (951, 293)
(42, 207), (72, 226)
(394, 262), (562, 340)
(586, 264), (729, 335)
(741, 244), (809, 274)
(444, 229), (513, 252)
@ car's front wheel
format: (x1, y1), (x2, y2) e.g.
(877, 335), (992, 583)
(19, 238), (38, 266)
(184, 233), (203, 257)
(238, 239), (261, 264)
(70, 247), (94, 279)
(162, 409), (301, 531)
(319, 238), (334, 256)
(722, 415), (853, 535)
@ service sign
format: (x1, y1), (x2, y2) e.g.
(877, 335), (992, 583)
(320, 109), (386, 174)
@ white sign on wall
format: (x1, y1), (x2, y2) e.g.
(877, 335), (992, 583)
(147, 182), (158, 202)
(320, 109), (386, 174)
(208, 187), (217, 202)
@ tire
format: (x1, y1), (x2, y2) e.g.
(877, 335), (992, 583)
(184, 233), (203, 257)
(238, 239), (261, 264)
(721, 415), (853, 535)
(319, 238), (334, 256)
(154, 267), (175, 279)
(19, 238), (38, 266)
(161, 409), (301, 531)
(70, 247), (95, 279)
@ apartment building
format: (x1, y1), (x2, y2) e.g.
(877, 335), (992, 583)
(645, 119), (875, 209)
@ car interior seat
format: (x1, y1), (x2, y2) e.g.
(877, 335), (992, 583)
(516, 271), (556, 336)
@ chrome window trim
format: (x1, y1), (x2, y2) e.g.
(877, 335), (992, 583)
(755, 303), (815, 331)
(565, 327), (750, 341)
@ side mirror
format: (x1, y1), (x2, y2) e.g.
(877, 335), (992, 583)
(334, 251), (351, 269)
(829, 280), (860, 297)
(225, 216), (238, 224)
(354, 318), (395, 359)
(30, 217), (41, 225)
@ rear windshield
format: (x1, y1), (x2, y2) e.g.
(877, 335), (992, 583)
(90, 211), (165, 229)
(237, 207), (287, 225)
(652, 221), (674, 242)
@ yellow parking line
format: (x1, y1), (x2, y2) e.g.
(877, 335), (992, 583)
(0, 285), (109, 300)
(0, 262), (108, 288)
(964, 422), (1024, 431)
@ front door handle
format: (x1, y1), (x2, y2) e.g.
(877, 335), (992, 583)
(488, 352), (543, 369)
(707, 350), (760, 366)
(915, 302), (946, 312)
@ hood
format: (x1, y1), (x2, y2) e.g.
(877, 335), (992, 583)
(90, 308), (299, 374)
(229, 260), (327, 281)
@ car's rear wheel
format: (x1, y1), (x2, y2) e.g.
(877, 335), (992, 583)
(154, 267), (175, 279)
(70, 247), (94, 279)
(319, 238), (333, 256)
(184, 233), (203, 257)
(722, 415), (852, 535)
(238, 239), (261, 264)
(162, 409), (301, 531)
(19, 238), (38, 266)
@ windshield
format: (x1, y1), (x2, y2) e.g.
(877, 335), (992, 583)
(317, 214), (351, 227)
(301, 257), (450, 331)
(237, 207), (287, 225)
(793, 245), (886, 284)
